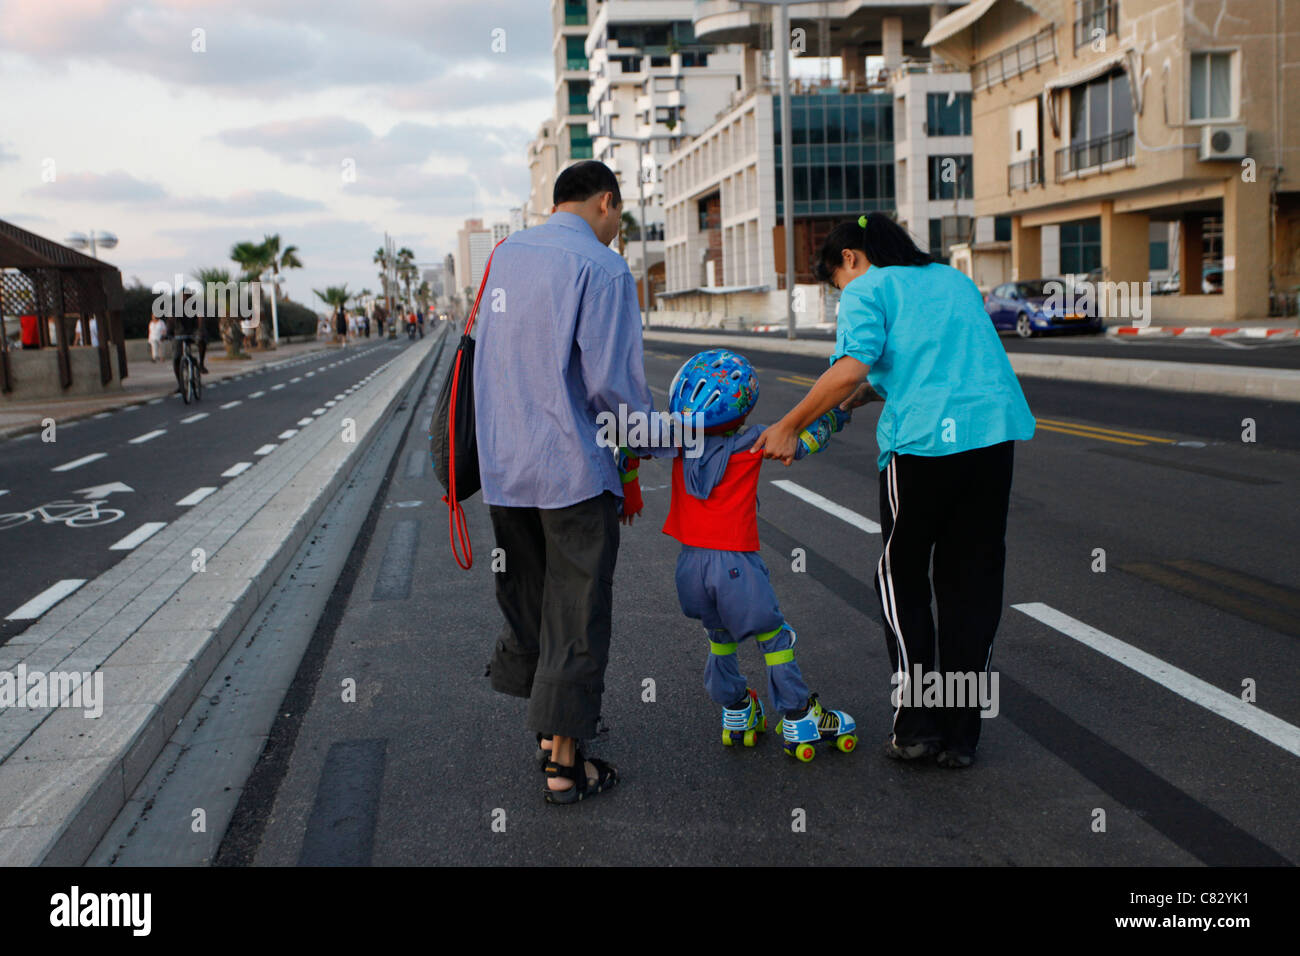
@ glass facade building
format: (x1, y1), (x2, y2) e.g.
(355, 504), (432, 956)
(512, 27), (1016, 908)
(774, 93), (896, 218)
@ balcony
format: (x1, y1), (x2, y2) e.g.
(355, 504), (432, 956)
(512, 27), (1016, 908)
(972, 27), (1056, 93)
(1055, 129), (1134, 180)
(1007, 153), (1043, 191)
(1074, 2), (1118, 51)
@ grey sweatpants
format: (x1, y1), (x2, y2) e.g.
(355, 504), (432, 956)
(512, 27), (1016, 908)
(486, 491), (620, 740)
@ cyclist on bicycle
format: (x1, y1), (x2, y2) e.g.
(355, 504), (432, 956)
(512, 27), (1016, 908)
(168, 289), (209, 395)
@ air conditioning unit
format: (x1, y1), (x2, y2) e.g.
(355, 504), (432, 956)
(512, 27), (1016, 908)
(1199, 124), (1247, 161)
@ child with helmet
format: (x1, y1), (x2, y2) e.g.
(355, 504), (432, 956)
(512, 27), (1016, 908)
(662, 348), (858, 761)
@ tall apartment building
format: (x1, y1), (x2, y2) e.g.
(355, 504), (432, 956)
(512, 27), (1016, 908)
(585, 0), (747, 286)
(661, 1), (992, 314)
(526, 1), (597, 224)
(492, 221), (511, 243)
(455, 219), (492, 301)
(926, 0), (1299, 321)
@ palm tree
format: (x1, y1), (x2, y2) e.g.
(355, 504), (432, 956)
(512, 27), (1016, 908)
(373, 247), (392, 312)
(193, 266), (246, 359)
(230, 240), (272, 348)
(619, 211), (639, 254)
(261, 234), (302, 300)
(395, 247), (417, 312)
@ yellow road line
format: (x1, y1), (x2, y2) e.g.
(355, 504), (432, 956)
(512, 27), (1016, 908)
(1121, 562), (1300, 638)
(1034, 423), (1147, 445)
(1168, 559), (1300, 613)
(1036, 418), (1173, 444)
(777, 375), (819, 387)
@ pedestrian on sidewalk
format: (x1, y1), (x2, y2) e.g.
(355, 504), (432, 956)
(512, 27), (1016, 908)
(752, 213), (1036, 769)
(475, 160), (655, 804)
(148, 315), (166, 361)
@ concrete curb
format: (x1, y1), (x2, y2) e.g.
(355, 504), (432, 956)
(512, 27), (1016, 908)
(0, 330), (445, 865)
(643, 330), (1300, 404)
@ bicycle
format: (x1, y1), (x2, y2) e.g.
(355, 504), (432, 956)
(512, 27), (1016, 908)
(175, 333), (202, 404)
(0, 498), (125, 530)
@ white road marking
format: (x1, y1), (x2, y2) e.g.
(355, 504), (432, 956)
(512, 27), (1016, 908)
(180, 412), (208, 424)
(254, 443), (277, 455)
(52, 452), (107, 472)
(325, 400), (337, 407)
(649, 385), (668, 397)
(176, 487), (218, 506)
(109, 521), (167, 551)
(271, 383), (285, 390)
(1013, 602), (1300, 758)
(249, 390), (265, 398)
(93, 412), (112, 419)
(333, 394), (345, 400)
(6, 579), (87, 621)
(297, 417), (313, 426)
(220, 400), (242, 410)
(278, 429), (299, 439)
(123, 405), (140, 411)
(222, 462), (253, 477)
(312, 408), (326, 415)
(770, 479), (881, 534)
(128, 429), (166, 444)
(147, 398), (163, 405)
(290, 377), (302, 383)
(305, 371), (315, 377)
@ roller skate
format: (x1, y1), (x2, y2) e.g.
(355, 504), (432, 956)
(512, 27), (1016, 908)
(774, 693), (857, 762)
(721, 688), (767, 748)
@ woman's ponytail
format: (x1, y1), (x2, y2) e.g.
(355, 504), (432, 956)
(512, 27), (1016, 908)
(815, 212), (934, 281)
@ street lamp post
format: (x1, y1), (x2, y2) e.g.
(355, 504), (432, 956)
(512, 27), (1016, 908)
(600, 133), (679, 328)
(65, 230), (118, 259)
(743, 0), (799, 340)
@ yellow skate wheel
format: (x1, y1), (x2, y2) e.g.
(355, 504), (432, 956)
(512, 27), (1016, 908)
(722, 730), (733, 747)
(837, 733), (857, 754)
(774, 719), (783, 736)
(796, 743), (816, 762)
(743, 729), (757, 747)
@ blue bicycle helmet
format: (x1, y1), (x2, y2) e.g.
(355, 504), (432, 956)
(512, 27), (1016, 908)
(668, 349), (759, 430)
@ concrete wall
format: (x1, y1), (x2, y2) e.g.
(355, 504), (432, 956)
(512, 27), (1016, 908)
(1, 348), (122, 402)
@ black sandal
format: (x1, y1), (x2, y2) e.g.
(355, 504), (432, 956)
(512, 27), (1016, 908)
(543, 748), (618, 805)
(535, 733), (553, 771)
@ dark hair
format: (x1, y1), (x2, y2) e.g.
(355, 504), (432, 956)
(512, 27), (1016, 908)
(813, 212), (933, 282)
(553, 160), (622, 207)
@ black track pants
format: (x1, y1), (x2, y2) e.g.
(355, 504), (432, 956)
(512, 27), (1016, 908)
(486, 491), (619, 740)
(874, 441), (1014, 755)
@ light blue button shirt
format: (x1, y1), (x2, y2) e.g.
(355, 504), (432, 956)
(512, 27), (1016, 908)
(474, 211), (656, 508)
(830, 262), (1036, 471)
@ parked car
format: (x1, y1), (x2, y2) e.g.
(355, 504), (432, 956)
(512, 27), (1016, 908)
(983, 279), (1105, 338)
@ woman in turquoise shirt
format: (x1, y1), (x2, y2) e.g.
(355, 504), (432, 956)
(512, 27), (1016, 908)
(752, 213), (1035, 768)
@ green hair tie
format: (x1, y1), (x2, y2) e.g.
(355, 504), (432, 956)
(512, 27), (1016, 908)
(858, 214), (868, 228)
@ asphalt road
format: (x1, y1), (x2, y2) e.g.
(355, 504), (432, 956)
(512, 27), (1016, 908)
(0, 337), (413, 645)
(651, 324), (1300, 370)
(223, 340), (1300, 866)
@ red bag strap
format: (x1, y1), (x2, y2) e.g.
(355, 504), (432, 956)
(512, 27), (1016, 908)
(445, 237), (506, 570)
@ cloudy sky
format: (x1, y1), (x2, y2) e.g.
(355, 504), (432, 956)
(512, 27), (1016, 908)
(0, 0), (551, 306)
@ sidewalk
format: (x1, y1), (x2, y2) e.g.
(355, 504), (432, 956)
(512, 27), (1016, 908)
(0, 339), (336, 440)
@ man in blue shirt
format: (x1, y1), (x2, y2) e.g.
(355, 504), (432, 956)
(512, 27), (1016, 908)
(475, 160), (652, 804)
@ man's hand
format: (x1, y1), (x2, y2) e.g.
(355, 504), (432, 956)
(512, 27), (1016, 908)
(839, 382), (882, 411)
(750, 421), (799, 465)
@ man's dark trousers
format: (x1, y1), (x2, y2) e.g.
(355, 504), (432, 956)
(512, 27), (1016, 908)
(487, 491), (619, 740)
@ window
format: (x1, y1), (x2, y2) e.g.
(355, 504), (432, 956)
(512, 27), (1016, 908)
(926, 93), (972, 136)
(565, 36), (587, 71)
(1190, 52), (1233, 120)
(1149, 241), (1169, 271)
(564, 0), (586, 27)
(929, 217), (972, 259)
(928, 155), (973, 200)
(1070, 70), (1132, 143)
(569, 125), (593, 160)
(1074, 1), (1118, 50)
(568, 80), (590, 115)
(994, 216), (1012, 242)
(1060, 219), (1101, 275)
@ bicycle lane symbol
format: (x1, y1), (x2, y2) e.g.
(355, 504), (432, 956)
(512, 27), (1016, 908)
(0, 482), (133, 531)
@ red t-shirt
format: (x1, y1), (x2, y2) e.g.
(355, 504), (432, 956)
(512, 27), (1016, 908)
(662, 450), (763, 551)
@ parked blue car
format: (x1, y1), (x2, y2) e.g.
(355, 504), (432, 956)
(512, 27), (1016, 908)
(984, 279), (1105, 338)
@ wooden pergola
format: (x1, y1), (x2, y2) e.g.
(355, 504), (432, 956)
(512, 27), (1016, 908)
(0, 218), (128, 394)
